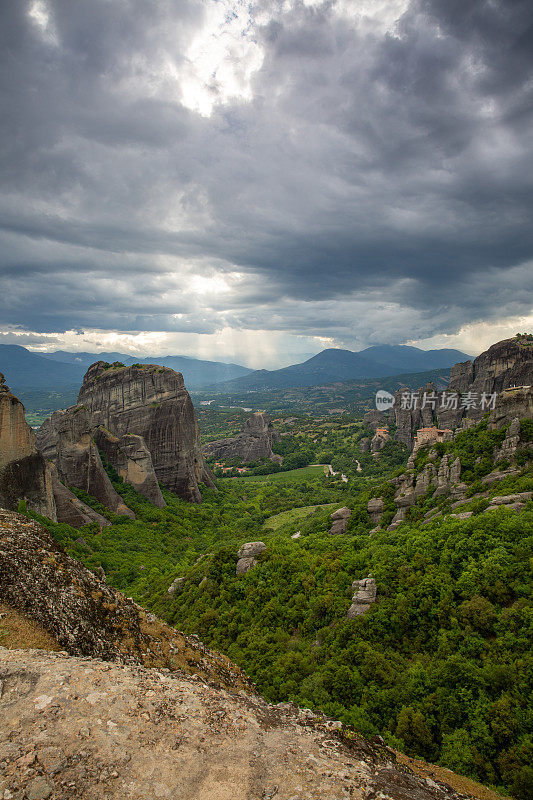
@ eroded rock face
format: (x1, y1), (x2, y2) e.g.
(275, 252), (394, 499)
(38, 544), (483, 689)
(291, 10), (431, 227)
(329, 506), (351, 535)
(204, 411), (282, 463)
(77, 362), (213, 503)
(49, 465), (111, 529)
(95, 427), (165, 508)
(347, 577), (377, 618)
(489, 386), (533, 431)
(236, 541), (267, 575)
(363, 410), (388, 430)
(37, 406), (134, 519)
(0, 374), (55, 520)
(367, 497), (384, 525)
(493, 418), (522, 462)
(167, 576), (185, 596)
(387, 339), (532, 451)
(449, 338), (533, 409)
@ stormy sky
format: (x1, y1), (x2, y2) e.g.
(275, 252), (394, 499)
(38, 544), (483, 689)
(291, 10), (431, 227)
(0, 0), (532, 367)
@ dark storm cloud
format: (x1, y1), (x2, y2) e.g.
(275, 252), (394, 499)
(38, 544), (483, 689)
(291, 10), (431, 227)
(0, 0), (532, 345)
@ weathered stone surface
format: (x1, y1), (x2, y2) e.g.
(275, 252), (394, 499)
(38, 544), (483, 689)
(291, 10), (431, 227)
(489, 492), (532, 505)
(493, 418), (521, 463)
(388, 506), (408, 529)
(363, 410), (388, 430)
(50, 468), (111, 529)
(0, 374), (55, 520)
(37, 406), (134, 519)
(204, 411), (282, 464)
(371, 427), (389, 455)
(236, 556), (257, 575)
(449, 338), (533, 415)
(387, 339), (532, 451)
(329, 518), (350, 535)
(415, 463), (436, 497)
(449, 457), (462, 484)
(0, 647), (476, 800)
(367, 496), (384, 525)
(347, 577), (377, 618)
(237, 541), (267, 559)
(167, 576), (185, 596)
(77, 362), (214, 502)
(95, 427), (166, 508)
(489, 386), (533, 430)
(481, 467), (521, 485)
(483, 502), (526, 513)
(330, 506), (351, 520)
(326, 508), (350, 538)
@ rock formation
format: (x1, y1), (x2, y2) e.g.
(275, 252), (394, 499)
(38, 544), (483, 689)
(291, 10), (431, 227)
(371, 426), (389, 456)
(390, 382), (442, 450)
(359, 436), (371, 453)
(363, 409), (388, 429)
(204, 411), (282, 463)
(488, 385), (533, 430)
(493, 418), (522, 462)
(94, 427), (165, 508)
(328, 506), (351, 535)
(37, 406), (134, 519)
(0, 507), (495, 800)
(236, 541), (266, 575)
(367, 497), (384, 525)
(449, 337), (533, 407)
(347, 576), (377, 618)
(76, 362), (214, 502)
(0, 373), (55, 519)
(167, 576), (185, 596)
(48, 463), (111, 529)
(385, 338), (533, 451)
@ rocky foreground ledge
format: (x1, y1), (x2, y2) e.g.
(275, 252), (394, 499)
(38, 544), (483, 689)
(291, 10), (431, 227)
(0, 647), (481, 800)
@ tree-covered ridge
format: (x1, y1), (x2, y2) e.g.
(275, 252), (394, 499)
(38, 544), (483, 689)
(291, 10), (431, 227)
(28, 416), (532, 799)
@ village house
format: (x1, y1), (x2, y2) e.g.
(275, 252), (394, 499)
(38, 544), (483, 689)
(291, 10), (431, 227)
(413, 426), (453, 452)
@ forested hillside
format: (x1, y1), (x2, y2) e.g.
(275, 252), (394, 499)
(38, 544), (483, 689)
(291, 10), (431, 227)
(26, 415), (533, 799)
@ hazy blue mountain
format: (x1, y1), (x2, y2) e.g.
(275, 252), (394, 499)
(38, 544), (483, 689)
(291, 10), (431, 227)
(359, 345), (472, 373)
(1, 346), (252, 395)
(217, 345), (472, 391)
(41, 351), (140, 366)
(0, 345), (87, 390)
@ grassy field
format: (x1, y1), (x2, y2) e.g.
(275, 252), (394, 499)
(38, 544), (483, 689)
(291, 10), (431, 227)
(263, 502), (338, 531)
(225, 465), (327, 483)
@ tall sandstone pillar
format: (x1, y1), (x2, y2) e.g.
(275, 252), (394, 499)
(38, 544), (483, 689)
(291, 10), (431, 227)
(77, 362), (214, 503)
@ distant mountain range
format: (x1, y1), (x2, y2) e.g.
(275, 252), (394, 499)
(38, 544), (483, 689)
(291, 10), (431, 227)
(0, 343), (472, 402)
(0, 345), (252, 394)
(214, 345), (472, 391)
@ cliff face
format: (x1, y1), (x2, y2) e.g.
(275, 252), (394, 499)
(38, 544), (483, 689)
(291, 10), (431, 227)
(77, 362), (214, 502)
(37, 406), (134, 519)
(204, 411), (282, 463)
(94, 427), (166, 508)
(0, 373), (55, 519)
(388, 339), (533, 450)
(448, 337), (533, 419)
